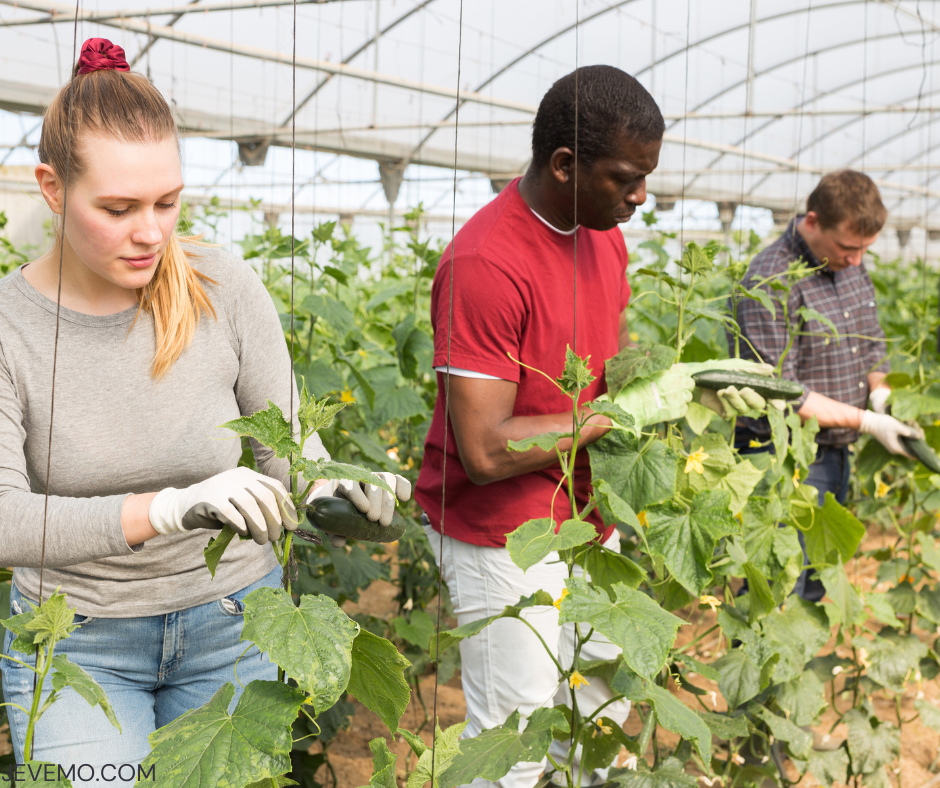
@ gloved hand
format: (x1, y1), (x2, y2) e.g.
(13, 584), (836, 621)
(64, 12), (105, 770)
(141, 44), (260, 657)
(682, 358), (785, 417)
(859, 411), (922, 457)
(609, 365), (695, 427)
(149, 467), (296, 545)
(869, 386), (891, 415)
(306, 473), (413, 547)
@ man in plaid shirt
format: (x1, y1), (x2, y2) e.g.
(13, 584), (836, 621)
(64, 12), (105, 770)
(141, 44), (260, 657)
(735, 170), (920, 601)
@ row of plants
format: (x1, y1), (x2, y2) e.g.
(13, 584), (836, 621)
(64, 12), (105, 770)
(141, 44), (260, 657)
(3, 203), (940, 788)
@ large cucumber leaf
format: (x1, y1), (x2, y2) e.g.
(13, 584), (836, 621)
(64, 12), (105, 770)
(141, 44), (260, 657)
(506, 518), (597, 572)
(347, 628), (411, 734)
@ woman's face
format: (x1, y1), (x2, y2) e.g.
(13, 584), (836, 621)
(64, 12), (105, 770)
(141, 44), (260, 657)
(47, 134), (183, 292)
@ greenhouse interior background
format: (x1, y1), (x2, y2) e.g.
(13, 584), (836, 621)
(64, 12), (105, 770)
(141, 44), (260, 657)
(2, 0), (940, 263)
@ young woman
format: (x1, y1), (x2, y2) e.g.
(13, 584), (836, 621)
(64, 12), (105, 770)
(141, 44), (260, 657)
(0, 38), (408, 780)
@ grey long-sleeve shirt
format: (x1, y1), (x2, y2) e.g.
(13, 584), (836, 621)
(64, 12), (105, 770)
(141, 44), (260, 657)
(0, 244), (326, 617)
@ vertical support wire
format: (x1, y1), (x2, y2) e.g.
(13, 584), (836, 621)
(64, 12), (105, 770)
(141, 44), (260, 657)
(677, 0), (692, 254)
(287, 0), (298, 588)
(790, 0), (814, 249)
(572, 0), (579, 361)
(35, 0), (82, 713)
(430, 0), (463, 782)
(737, 0), (758, 260)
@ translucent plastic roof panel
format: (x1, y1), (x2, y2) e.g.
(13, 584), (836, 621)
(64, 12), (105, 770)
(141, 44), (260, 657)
(2, 0), (940, 232)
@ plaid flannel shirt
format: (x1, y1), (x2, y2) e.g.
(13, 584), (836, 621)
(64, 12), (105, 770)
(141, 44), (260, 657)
(733, 217), (889, 447)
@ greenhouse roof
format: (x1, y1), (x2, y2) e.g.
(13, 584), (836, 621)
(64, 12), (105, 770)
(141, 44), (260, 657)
(2, 0), (940, 232)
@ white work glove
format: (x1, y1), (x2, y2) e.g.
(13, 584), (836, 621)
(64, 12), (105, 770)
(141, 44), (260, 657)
(607, 365), (695, 428)
(859, 411), (922, 458)
(149, 467), (296, 545)
(869, 386), (891, 415)
(682, 359), (786, 417)
(306, 473), (412, 547)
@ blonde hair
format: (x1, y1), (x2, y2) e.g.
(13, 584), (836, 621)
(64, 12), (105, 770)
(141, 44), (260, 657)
(38, 67), (215, 378)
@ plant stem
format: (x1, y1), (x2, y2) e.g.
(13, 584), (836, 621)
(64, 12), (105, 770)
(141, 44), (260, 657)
(23, 643), (51, 761)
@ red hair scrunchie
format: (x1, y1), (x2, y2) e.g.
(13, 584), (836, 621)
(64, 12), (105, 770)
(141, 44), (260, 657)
(76, 38), (130, 75)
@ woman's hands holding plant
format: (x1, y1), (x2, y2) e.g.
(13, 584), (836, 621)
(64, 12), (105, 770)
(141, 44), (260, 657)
(149, 466), (297, 545)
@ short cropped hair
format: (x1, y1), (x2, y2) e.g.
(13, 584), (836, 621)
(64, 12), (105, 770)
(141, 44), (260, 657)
(531, 65), (664, 169)
(806, 170), (887, 236)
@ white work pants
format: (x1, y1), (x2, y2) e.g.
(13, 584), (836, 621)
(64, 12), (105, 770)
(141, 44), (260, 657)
(424, 524), (631, 788)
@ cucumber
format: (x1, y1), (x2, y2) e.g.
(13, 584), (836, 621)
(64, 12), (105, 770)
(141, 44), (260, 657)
(691, 370), (804, 401)
(900, 436), (940, 474)
(298, 497), (406, 543)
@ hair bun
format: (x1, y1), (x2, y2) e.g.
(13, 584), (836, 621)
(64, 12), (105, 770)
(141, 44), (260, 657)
(75, 38), (130, 76)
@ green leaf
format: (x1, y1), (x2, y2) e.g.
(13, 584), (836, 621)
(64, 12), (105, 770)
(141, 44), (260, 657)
(866, 633), (928, 692)
(14, 763), (73, 788)
(593, 479), (644, 536)
(556, 346), (596, 395)
(438, 707), (569, 788)
(391, 315), (434, 380)
(222, 400), (299, 458)
(368, 384), (427, 428)
(918, 532), (940, 574)
(241, 588), (359, 712)
(507, 432), (570, 453)
(802, 493), (865, 565)
(761, 598), (831, 681)
(574, 542), (645, 593)
(808, 747), (849, 787)
(865, 592), (905, 629)
(292, 458), (395, 496)
(736, 284), (776, 320)
(741, 563), (774, 624)
(558, 578), (684, 680)
(358, 738), (398, 788)
(606, 757), (697, 788)
(819, 562), (864, 627)
(204, 527), (238, 578)
(588, 430), (678, 513)
(718, 460), (765, 516)
(888, 389), (940, 421)
(142, 681), (306, 788)
(348, 629), (411, 734)
(797, 306), (838, 337)
(303, 293), (355, 338)
(645, 490), (739, 596)
(589, 400), (637, 431)
(786, 412), (819, 470)
(298, 383), (347, 436)
(506, 518), (597, 572)
(749, 705), (812, 759)
(683, 402), (714, 436)
(678, 242), (714, 275)
(2, 592), (78, 653)
(915, 698), (940, 733)
(406, 720), (466, 788)
(604, 344), (676, 398)
(245, 777), (297, 788)
(698, 711), (750, 741)
(644, 683), (712, 763)
(431, 591), (554, 656)
(775, 670), (827, 726)
(714, 649), (762, 709)
(844, 709), (900, 775)
(49, 654), (121, 732)
(392, 610), (436, 648)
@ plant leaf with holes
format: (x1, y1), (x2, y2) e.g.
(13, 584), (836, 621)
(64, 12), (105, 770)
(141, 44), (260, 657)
(241, 587), (358, 712)
(556, 347), (596, 394)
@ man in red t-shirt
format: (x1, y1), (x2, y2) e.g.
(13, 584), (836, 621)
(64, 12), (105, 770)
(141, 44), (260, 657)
(415, 67), (692, 788)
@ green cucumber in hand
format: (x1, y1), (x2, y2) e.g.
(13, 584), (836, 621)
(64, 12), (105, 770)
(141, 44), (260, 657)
(900, 436), (940, 474)
(299, 497), (406, 543)
(691, 370), (804, 401)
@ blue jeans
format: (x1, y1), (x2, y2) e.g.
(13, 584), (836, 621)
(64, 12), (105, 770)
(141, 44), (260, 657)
(736, 431), (850, 603)
(2, 565), (281, 784)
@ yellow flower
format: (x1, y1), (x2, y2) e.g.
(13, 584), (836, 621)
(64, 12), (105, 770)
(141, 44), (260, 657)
(699, 594), (723, 612)
(792, 469), (800, 488)
(637, 510), (648, 528)
(340, 388), (356, 403)
(629, 332), (640, 342)
(685, 449), (709, 475)
(387, 447), (400, 462)
(554, 588), (570, 610)
(592, 722), (613, 738)
(358, 349), (367, 358)
(749, 439), (762, 448)
(569, 670), (590, 690)
(876, 480), (890, 498)
(858, 647), (872, 670)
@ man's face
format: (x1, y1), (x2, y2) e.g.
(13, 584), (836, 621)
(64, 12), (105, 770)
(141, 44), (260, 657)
(574, 134), (662, 231)
(801, 213), (880, 272)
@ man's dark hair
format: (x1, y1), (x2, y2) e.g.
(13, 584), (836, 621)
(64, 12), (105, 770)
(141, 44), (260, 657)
(531, 65), (664, 169)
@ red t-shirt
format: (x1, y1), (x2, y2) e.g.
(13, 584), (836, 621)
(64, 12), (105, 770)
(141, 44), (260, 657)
(414, 179), (631, 547)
